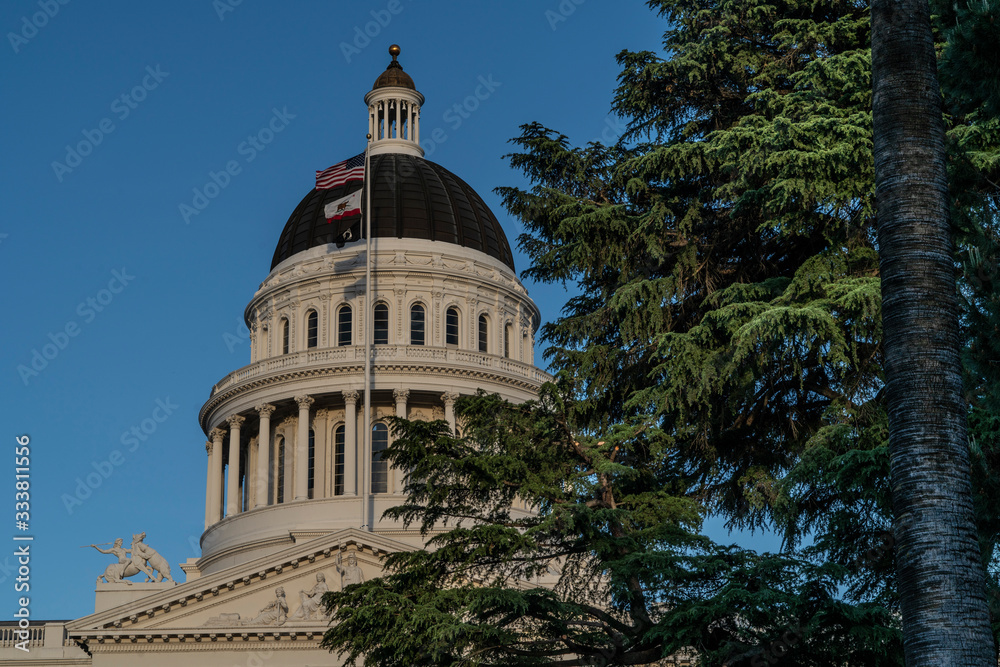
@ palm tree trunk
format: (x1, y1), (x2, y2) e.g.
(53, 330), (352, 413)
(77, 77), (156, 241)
(872, 0), (995, 663)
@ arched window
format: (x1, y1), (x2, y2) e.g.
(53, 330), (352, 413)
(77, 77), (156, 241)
(371, 423), (388, 494)
(338, 305), (352, 346)
(446, 307), (459, 346)
(281, 319), (290, 355)
(307, 428), (316, 499)
(478, 314), (489, 353)
(373, 303), (389, 345)
(504, 323), (512, 358)
(334, 424), (345, 496)
(306, 310), (318, 348)
(275, 436), (285, 504)
(410, 303), (425, 345)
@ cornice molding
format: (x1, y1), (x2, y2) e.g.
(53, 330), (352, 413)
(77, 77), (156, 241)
(201, 357), (549, 432)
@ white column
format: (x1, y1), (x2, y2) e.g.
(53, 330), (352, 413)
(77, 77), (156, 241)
(442, 392), (459, 433)
(314, 409), (329, 498)
(343, 391), (359, 496)
(381, 101), (388, 139)
(254, 404), (275, 508)
(204, 441), (213, 529)
(393, 389), (409, 493)
(294, 395), (314, 501)
(395, 97), (401, 138)
(208, 427), (226, 525)
(244, 436), (255, 508)
(226, 415), (245, 516)
(414, 105), (420, 145)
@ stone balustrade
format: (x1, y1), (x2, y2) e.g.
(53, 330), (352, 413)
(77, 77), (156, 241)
(209, 345), (550, 397)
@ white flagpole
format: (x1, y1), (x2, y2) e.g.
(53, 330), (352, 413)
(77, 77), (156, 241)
(361, 135), (373, 531)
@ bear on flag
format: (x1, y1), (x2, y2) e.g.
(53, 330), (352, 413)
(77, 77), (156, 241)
(324, 189), (362, 247)
(324, 189), (361, 223)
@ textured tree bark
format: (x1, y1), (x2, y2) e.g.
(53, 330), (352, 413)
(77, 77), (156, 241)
(872, 0), (995, 663)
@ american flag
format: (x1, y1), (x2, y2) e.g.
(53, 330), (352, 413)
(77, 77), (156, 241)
(315, 153), (365, 189)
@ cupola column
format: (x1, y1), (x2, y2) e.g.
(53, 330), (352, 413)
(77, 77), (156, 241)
(226, 415), (245, 516)
(208, 427), (226, 525)
(294, 395), (315, 501)
(343, 390), (359, 496)
(254, 404), (275, 509)
(442, 392), (459, 433)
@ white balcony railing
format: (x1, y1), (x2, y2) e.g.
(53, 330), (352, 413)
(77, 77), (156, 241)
(210, 345), (550, 396)
(0, 624), (45, 649)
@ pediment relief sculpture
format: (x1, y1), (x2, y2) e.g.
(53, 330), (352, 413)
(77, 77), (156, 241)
(289, 573), (329, 621)
(204, 587), (288, 627)
(202, 573), (335, 628)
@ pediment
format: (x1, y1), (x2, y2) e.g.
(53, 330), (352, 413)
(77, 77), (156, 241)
(66, 528), (411, 639)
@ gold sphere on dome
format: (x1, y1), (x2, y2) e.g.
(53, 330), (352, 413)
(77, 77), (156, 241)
(389, 44), (401, 59)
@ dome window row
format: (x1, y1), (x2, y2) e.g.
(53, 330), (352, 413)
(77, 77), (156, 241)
(265, 302), (521, 359)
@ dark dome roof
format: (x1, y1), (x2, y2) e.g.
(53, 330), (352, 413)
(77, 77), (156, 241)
(373, 59), (415, 90)
(271, 153), (514, 271)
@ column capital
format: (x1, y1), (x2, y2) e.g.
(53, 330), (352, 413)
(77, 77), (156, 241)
(441, 391), (459, 406)
(393, 389), (410, 403)
(227, 414), (246, 429)
(255, 403), (276, 418)
(209, 427), (227, 442)
(205, 441), (213, 456)
(343, 390), (360, 405)
(294, 395), (315, 410)
(315, 408), (330, 421)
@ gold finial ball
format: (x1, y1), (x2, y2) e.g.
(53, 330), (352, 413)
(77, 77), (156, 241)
(389, 44), (401, 59)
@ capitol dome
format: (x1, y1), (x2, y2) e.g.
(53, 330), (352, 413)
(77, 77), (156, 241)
(192, 45), (548, 573)
(271, 153), (515, 270)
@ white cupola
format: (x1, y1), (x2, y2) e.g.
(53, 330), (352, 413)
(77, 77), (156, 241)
(364, 44), (424, 157)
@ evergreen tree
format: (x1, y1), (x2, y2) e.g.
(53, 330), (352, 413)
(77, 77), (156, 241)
(321, 390), (895, 666)
(321, 0), (1000, 664)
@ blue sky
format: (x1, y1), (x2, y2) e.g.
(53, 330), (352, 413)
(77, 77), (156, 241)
(1, 0), (776, 619)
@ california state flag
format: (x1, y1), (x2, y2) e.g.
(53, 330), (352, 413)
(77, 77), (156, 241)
(324, 189), (361, 223)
